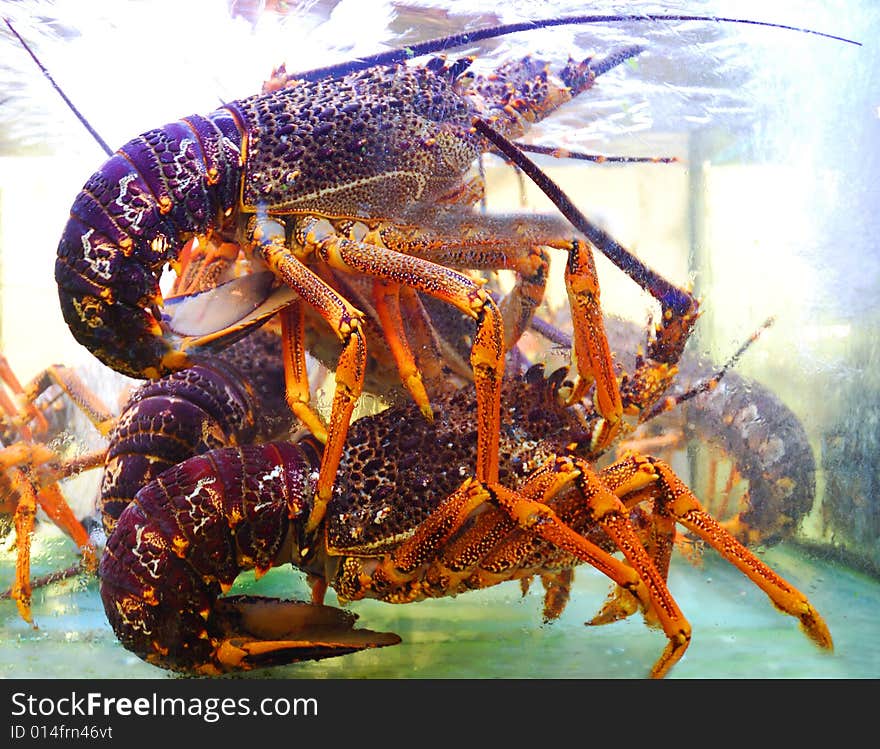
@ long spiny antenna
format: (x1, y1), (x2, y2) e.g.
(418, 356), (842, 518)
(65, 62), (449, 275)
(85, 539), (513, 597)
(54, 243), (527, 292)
(3, 17), (113, 157)
(6, 13), (857, 161)
(288, 14), (859, 81)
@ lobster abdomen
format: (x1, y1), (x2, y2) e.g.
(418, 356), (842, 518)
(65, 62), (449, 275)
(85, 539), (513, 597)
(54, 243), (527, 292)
(98, 329), (292, 533)
(55, 110), (244, 379)
(99, 441), (315, 673)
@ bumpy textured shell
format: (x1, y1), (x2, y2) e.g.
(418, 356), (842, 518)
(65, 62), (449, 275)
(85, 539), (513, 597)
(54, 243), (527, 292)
(99, 442), (313, 672)
(99, 330), (293, 532)
(228, 63), (480, 219)
(327, 374), (586, 553)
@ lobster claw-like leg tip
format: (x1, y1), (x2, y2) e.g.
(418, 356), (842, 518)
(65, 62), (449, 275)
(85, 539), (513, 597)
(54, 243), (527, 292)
(211, 595), (401, 672)
(801, 606), (834, 652)
(585, 584), (640, 627)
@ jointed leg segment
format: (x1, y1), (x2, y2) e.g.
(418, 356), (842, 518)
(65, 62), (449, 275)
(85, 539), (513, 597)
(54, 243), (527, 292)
(589, 451), (833, 651)
(376, 453), (693, 678)
(251, 215), (506, 533)
(279, 302), (329, 443)
(1, 363), (110, 623)
(256, 236), (368, 532)
(298, 217), (506, 487)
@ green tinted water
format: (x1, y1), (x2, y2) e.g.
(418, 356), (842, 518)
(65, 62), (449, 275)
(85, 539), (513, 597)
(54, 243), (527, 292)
(2, 530), (876, 679)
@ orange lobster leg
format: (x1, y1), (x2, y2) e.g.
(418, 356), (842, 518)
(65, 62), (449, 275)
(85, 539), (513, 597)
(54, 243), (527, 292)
(378, 216), (551, 352)
(557, 237), (623, 448)
(0, 353), (46, 439)
(497, 244), (550, 352)
(371, 280), (433, 420)
(25, 365), (116, 436)
(8, 467), (37, 623)
(585, 458), (678, 626)
(34, 483), (96, 564)
(0, 442), (59, 473)
(1, 442), (101, 543)
(3, 456), (98, 624)
(383, 455), (691, 678)
(647, 457), (833, 650)
(379, 217), (624, 448)
(397, 286), (468, 384)
(33, 482), (90, 550)
(170, 235), (241, 296)
(1, 354), (108, 625)
(490, 457), (691, 678)
(279, 302), (329, 443)
(256, 237), (367, 533)
(303, 219), (505, 487)
(588, 451), (832, 650)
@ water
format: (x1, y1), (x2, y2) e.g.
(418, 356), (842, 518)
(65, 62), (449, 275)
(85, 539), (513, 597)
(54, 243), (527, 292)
(2, 531), (877, 679)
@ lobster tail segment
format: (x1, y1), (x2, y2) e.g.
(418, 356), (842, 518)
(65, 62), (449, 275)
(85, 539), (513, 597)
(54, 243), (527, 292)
(55, 110), (244, 380)
(99, 442), (400, 673)
(55, 152), (180, 378)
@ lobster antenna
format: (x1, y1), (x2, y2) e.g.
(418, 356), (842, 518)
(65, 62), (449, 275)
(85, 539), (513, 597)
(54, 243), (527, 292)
(515, 143), (677, 165)
(8, 14), (857, 159)
(646, 316), (776, 418)
(3, 17), (113, 157)
(290, 14), (859, 81)
(473, 117), (692, 317)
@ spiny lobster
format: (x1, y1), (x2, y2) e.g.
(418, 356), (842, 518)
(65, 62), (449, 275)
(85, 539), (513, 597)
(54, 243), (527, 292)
(46, 13), (856, 544)
(4, 310), (817, 661)
(98, 356), (831, 678)
(93, 297), (829, 676)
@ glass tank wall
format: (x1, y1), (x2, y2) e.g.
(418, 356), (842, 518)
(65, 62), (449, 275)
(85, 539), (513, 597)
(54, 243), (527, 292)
(0, 0), (878, 679)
